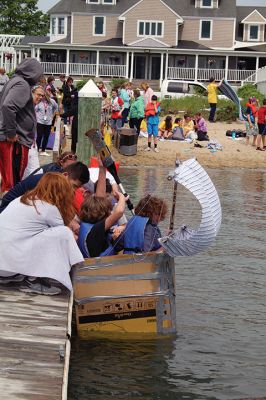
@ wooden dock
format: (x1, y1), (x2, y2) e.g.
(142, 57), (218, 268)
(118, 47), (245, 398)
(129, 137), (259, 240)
(0, 286), (73, 400)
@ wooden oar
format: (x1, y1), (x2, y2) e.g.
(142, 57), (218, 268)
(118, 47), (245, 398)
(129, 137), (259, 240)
(168, 156), (180, 234)
(85, 128), (135, 214)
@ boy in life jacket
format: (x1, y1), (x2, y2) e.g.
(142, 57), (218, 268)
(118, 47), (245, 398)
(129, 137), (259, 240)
(110, 88), (124, 134)
(245, 97), (259, 146)
(123, 194), (167, 254)
(145, 95), (161, 153)
(77, 164), (128, 258)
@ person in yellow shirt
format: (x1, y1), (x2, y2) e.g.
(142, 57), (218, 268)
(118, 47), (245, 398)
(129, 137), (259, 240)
(183, 115), (197, 140)
(207, 77), (221, 123)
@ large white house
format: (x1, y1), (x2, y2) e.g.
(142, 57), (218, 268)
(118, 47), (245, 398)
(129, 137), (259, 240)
(1, 0), (266, 86)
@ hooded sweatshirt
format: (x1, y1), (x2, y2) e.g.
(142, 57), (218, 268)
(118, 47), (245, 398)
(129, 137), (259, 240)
(0, 58), (43, 148)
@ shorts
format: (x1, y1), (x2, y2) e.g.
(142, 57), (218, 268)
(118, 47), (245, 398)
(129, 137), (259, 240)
(245, 122), (258, 137)
(110, 118), (122, 130)
(147, 123), (158, 137)
(258, 123), (266, 135)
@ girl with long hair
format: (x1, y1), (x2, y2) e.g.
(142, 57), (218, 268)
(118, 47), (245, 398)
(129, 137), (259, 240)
(0, 172), (84, 295)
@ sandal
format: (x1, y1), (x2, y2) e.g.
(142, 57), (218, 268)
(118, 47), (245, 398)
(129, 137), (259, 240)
(256, 147), (265, 151)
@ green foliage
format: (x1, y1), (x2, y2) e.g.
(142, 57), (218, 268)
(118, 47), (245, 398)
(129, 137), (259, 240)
(237, 84), (264, 105)
(110, 77), (127, 89)
(0, 0), (49, 35)
(193, 85), (208, 96)
(160, 96), (238, 122)
(76, 79), (89, 91)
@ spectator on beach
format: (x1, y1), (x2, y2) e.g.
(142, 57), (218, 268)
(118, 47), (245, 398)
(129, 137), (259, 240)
(60, 89), (78, 152)
(97, 81), (107, 94)
(46, 76), (57, 101)
(245, 97), (259, 147)
(159, 116), (173, 140)
(28, 151), (78, 176)
(0, 58), (43, 193)
(126, 82), (134, 101)
(119, 82), (130, 126)
(183, 114), (197, 140)
(129, 89), (145, 135)
(59, 74), (66, 89)
(256, 98), (266, 151)
(35, 89), (58, 156)
(62, 76), (75, 122)
(0, 162), (90, 214)
(0, 172), (84, 295)
(101, 92), (111, 130)
(171, 118), (185, 141)
(110, 88), (124, 133)
(141, 82), (154, 108)
(207, 77), (221, 122)
(195, 113), (209, 141)
(0, 67), (9, 94)
(145, 95), (161, 153)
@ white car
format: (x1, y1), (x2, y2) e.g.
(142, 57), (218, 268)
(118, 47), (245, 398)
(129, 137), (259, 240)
(160, 79), (227, 100)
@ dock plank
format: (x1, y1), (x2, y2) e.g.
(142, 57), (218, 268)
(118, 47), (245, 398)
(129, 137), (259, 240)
(0, 286), (72, 400)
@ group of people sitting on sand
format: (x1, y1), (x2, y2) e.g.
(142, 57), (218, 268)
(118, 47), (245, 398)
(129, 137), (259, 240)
(0, 152), (167, 296)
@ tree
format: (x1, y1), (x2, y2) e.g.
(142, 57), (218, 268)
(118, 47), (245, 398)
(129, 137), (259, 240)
(0, 0), (50, 36)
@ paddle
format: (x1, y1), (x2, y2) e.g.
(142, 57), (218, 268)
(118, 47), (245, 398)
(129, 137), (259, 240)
(168, 157), (180, 234)
(85, 128), (135, 214)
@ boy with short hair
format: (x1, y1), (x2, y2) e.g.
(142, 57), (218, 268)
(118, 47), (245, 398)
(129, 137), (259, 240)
(145, 95), (161, 153)
(256, 98), (266, 151)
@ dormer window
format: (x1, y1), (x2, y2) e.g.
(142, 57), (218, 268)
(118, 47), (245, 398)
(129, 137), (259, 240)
(248, 25), (259, 41)
(202, 0), (212, 7)
(86, 0), (116, 4)
(196, 0), (218, 8)
(138, 21), (164, 37)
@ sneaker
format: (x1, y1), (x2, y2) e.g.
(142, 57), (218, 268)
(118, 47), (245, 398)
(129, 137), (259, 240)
(0, 273), (25, 284)
(159, 137), (165, 142)
(144, 147), (151, 151)
(154, 148), (159, 153)
(39, 151), (50, 156)
(19, 278), (61, 296)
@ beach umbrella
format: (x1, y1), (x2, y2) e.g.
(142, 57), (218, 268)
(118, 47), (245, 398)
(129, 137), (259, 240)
(159, 158), (222, 256)
(219, 79), (244, 120)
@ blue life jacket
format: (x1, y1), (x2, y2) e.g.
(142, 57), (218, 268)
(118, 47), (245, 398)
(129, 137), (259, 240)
(123, 216), (149, 254)
(77, 221), (115, 258)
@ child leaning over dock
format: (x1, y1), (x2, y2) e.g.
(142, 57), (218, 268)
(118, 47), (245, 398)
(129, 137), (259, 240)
(144, 95), (161, 153)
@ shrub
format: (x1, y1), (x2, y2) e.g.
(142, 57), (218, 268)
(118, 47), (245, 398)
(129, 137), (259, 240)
(237, 84), (264, 105)
(110, 77), (127, 89)
(75, 79), (89, 91)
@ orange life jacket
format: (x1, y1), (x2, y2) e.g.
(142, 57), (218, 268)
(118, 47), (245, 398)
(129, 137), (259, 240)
(145, 102), (160, 117)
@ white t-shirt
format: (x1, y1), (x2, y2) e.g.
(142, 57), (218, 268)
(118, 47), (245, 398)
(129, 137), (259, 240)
(88, 168), (116, 185)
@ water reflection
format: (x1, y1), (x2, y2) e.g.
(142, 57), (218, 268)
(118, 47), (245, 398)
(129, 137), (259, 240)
(69, 167), (266, 400)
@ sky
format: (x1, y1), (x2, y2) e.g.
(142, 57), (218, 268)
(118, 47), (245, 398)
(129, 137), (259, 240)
(37, 0), (266, 12)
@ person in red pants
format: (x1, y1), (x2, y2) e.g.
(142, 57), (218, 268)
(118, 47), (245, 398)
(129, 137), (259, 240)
(0, 58), (43, 194)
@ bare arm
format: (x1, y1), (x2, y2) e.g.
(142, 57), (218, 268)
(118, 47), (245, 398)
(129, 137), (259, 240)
(95, 166), (106, 197)
(105, 193), (127, 231)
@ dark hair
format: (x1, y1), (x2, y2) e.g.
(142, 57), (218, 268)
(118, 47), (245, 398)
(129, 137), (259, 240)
(112, 88), (119, 95)
(134, 89), (141, 98)
(184, 114), (191, 120)
(195, 112), (202, 117)
(135, 194), (168, 222)
(80, 195), (113, 224)
(174, 117), (182, 124)
(63, 162), (90, 184)
(209, 77), (215, 83)
(102, 92), (107, 99)
(151, 95), (158, 101)
(263, 99), (266, 105)
(165, 115), (172, 131)
(94, 179), (112, 194)
(59, 74), (66, 80)
(47, 76), (55, 84)
(67, 77), (73, 84)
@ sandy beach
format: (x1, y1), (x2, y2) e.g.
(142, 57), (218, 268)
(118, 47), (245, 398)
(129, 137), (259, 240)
(111, 121), (266, 169)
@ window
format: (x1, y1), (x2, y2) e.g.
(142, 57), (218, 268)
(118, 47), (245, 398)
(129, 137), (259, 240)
(249, 25), (259, 40)
(201, 0), (212, 7)
(93, 16), (105, 36)
(58, 18), (65, 35)
(103, 0), (114, 3)
(86, 0), (115, 3)
(200, 20), (212, 39)
(138, 21), (164, 37)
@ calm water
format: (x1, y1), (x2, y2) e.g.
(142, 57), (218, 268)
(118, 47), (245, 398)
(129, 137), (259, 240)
(69, 167), (266, 400)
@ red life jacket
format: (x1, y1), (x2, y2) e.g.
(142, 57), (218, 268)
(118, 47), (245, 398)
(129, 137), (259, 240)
(145, 102), (160, 117)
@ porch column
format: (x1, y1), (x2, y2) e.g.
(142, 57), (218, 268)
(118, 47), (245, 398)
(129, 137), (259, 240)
(195, 54), (199, 81)
(125, 51), (129, 78)
(18, 50), (22, 64)
(225, 55), (229, 81)
(130, 51), (134, 82)
(255, 57), (259, 83)
(0, 51), (3, 67)
(96, 50), (100, 78)
(160, 53), (164, 87)
(164, 51), (169, 80)
(66, 48), (70, 76)
(31, 46), (35, 58)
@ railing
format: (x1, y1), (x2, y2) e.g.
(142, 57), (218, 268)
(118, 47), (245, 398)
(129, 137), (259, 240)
(99, 64), (126, 77)
(167, 67), (256, 83)
(69, 63), (96, 76)
(243, 66), (266, 84)
(41, 62), (67, 75)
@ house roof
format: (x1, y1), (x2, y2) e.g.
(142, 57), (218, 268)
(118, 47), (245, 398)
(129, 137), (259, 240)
(93, 38), (124, 46)
(48, 0), (236, 17)
(20, 36), (50, 45)
(173, 40), (211, 50)
(237, 7), (266, 25)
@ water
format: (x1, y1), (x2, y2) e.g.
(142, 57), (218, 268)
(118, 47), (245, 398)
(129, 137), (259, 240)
(69, 167), (266, 400)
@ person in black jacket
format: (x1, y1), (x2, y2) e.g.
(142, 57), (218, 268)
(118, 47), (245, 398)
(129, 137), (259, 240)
(61, 89), (78, 152)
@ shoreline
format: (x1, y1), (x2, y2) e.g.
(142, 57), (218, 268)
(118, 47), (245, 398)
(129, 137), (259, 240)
(110, 121), (266, 170)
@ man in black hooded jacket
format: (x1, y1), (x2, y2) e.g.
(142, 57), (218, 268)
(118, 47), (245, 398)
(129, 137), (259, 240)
(0, 58), (43, 193)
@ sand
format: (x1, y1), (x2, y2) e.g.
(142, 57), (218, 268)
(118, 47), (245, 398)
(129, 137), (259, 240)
(111, 121), (266, 169)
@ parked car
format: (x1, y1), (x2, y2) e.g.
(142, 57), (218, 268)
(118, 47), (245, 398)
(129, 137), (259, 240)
(161, 80), (207, 99)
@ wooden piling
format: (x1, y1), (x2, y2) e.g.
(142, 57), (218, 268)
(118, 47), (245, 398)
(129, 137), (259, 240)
(77, 79), (102, 164)
(0, 287), (73, 400)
